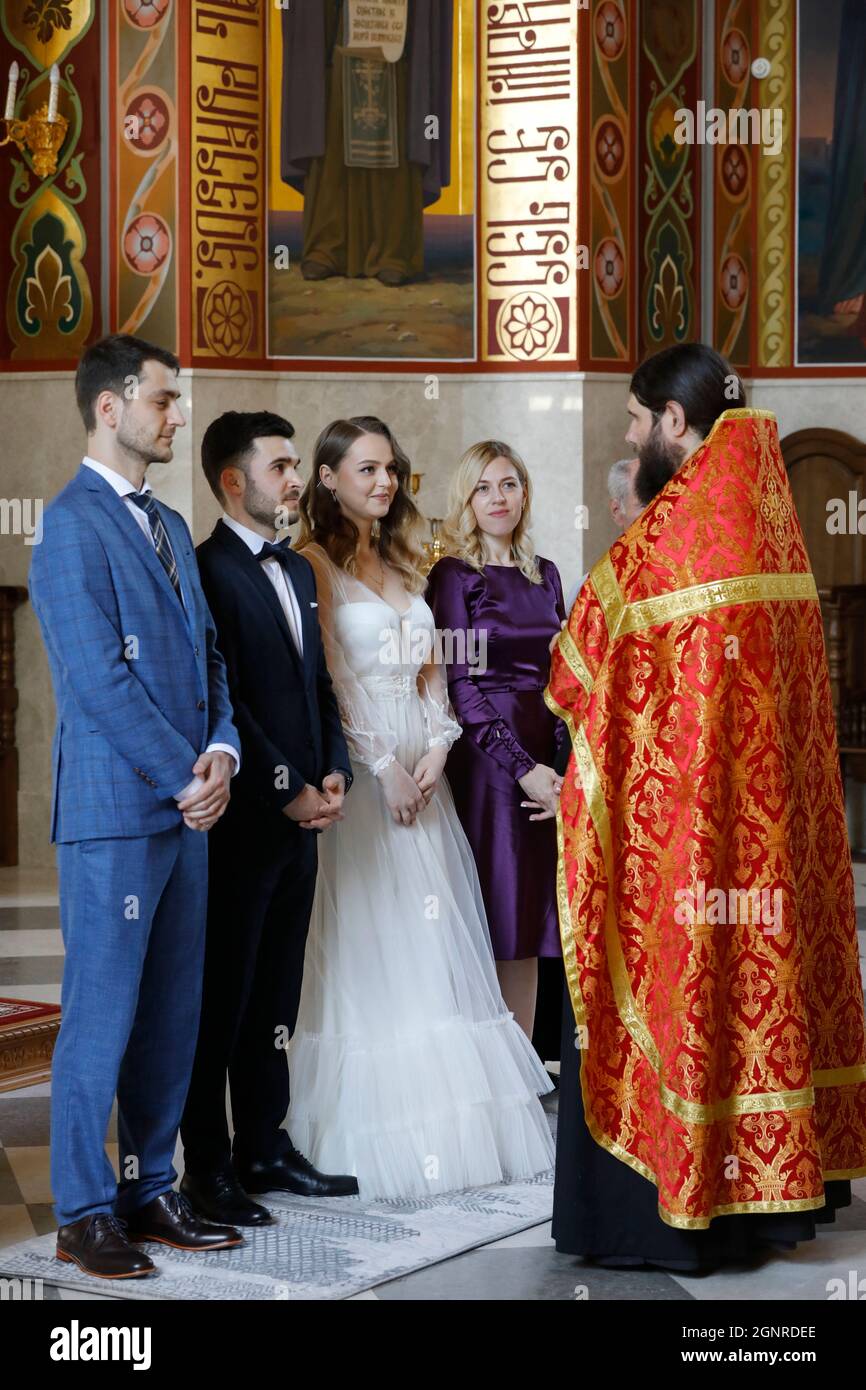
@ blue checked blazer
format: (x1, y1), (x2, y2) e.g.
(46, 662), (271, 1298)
(29, 464), (240, 843)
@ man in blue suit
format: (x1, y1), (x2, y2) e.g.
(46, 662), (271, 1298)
(29, 334), (244, 1279)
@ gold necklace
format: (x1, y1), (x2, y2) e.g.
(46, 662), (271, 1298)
(361, 547), (387, 594)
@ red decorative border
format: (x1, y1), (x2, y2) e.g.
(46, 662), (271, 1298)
(582, 0), (637, 372)
(2, 1), (863, 376)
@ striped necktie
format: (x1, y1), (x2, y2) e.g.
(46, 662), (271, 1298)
(128, 491), (182, 599)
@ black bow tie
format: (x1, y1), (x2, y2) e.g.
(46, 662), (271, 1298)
(257, 539), (292, 566)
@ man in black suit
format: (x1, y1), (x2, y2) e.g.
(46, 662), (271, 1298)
(180, 411), (358, 1225)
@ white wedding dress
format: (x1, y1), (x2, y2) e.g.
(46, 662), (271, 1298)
(286, 543), (555, 1199)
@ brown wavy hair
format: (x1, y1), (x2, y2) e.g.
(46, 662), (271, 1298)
(296, 416), (426, 593)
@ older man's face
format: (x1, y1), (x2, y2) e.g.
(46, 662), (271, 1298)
(610, 458), (642, 532)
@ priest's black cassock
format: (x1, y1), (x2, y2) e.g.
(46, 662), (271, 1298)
(280, 0), (452, 284)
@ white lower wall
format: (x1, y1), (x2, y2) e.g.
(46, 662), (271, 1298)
(3, 369), (863, 866)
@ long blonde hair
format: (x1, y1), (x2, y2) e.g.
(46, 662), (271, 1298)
(296, 416), (426, 594)
(442, 440), (541, 583)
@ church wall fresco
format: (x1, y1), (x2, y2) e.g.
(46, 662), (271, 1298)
(796, 0), (866, 367)
(189, 0), (264, 363)
(753, 0), (794, 370)
(712, 0), (752, 369)
(480, 0), (580, 366)
(0, 1), (864, 376)
(267, 0), (474, 363)
(111, 0), (181, 354)
(0, 0), (100, 362)
(586, 0), (636, 366)
(637, 0), (701, 360)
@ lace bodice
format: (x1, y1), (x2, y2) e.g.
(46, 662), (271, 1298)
(300, 543), (462, 775)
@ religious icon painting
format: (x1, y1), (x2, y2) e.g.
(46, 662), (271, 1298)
(797, 0), (866, 365)
(267, 0), (475, 362)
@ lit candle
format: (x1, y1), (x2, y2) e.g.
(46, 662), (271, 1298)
(47, 63), (59, 122)
(4, 61), (19, 122)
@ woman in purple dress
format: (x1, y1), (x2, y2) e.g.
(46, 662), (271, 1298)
(426, 441), (565, 1039)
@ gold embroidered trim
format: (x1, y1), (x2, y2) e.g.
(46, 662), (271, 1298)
(590, 566), (817, 643)
(590, 553), (625, 640)
(813, 1064), (866, 1088)
(618, 572), (818, 637)
(715, 408), (776, 421)
(825, 1165), (866, 1182)
(583, 1109), (835, 1229)
(557, 625), (594, 693)
(543, 684), (578, 744)
(563, 724), (866, 1125)
(554, 803), (586, 1031)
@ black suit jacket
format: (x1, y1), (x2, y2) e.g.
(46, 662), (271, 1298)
(196, 520), (352, 830)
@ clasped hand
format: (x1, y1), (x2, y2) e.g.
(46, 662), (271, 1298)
(379, 746), (447, 826)
(176, 750), (234, 832)
(518, 762), (562, 821)
(283, 772), (347, 831)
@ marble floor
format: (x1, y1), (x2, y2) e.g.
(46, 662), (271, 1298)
(2, 865), (865, 1302)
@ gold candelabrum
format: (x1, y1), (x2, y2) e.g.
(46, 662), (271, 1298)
(2, 63), (67, 179)
(410, 471), (445, 575)
(1, 103), (68, 177)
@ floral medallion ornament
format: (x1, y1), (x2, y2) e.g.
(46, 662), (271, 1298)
(595, 1), (625, 61)
(123, 0), (170, 29)
(594, 238), (625, 298)
(124, 91), (171, 154)
(123, 212), (171, 275)
(721, 28), (750, 86)
(202, 280), (254, 357)
(721, 145), (749, 199)
(495, 292), (561, 361)
(720, 253), (748, 310)
(595, 118), (625, 179)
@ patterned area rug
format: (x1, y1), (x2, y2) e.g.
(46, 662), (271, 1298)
(0, 1174), (554, 1300)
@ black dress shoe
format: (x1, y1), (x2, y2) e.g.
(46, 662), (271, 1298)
(56, 1214), (156, 1279)
(125, 1189), (244, 1250)
(180, 1169), (275, 1227)
(235, 1148), (359, 1198)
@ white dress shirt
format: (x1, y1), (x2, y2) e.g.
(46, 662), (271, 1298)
(83, 453), (167, 556)
(81, 456), (239, 796)
(221, 513), (304, 657)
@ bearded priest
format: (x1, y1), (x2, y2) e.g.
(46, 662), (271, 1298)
(546, 343), (866, 1271)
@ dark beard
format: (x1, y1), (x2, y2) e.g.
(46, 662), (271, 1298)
(243, 477), (296, 530)
(634, 422), (687, 507)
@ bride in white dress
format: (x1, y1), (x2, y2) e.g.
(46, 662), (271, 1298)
(286, 415), (554, 1199)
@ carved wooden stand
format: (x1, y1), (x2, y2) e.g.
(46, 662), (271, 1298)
(0, 587), (28, 867)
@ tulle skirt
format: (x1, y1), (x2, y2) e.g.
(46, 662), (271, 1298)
(286, 693), (555, 1199)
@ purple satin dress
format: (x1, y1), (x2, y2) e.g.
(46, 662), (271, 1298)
(426, 555), (565, 960)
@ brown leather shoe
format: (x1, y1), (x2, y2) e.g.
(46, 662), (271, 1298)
(301, 259), (338, 281)
(56, 1214), (156, 1279)
(376, 267), (409, 286)
(125, 1189), (244, 1251)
